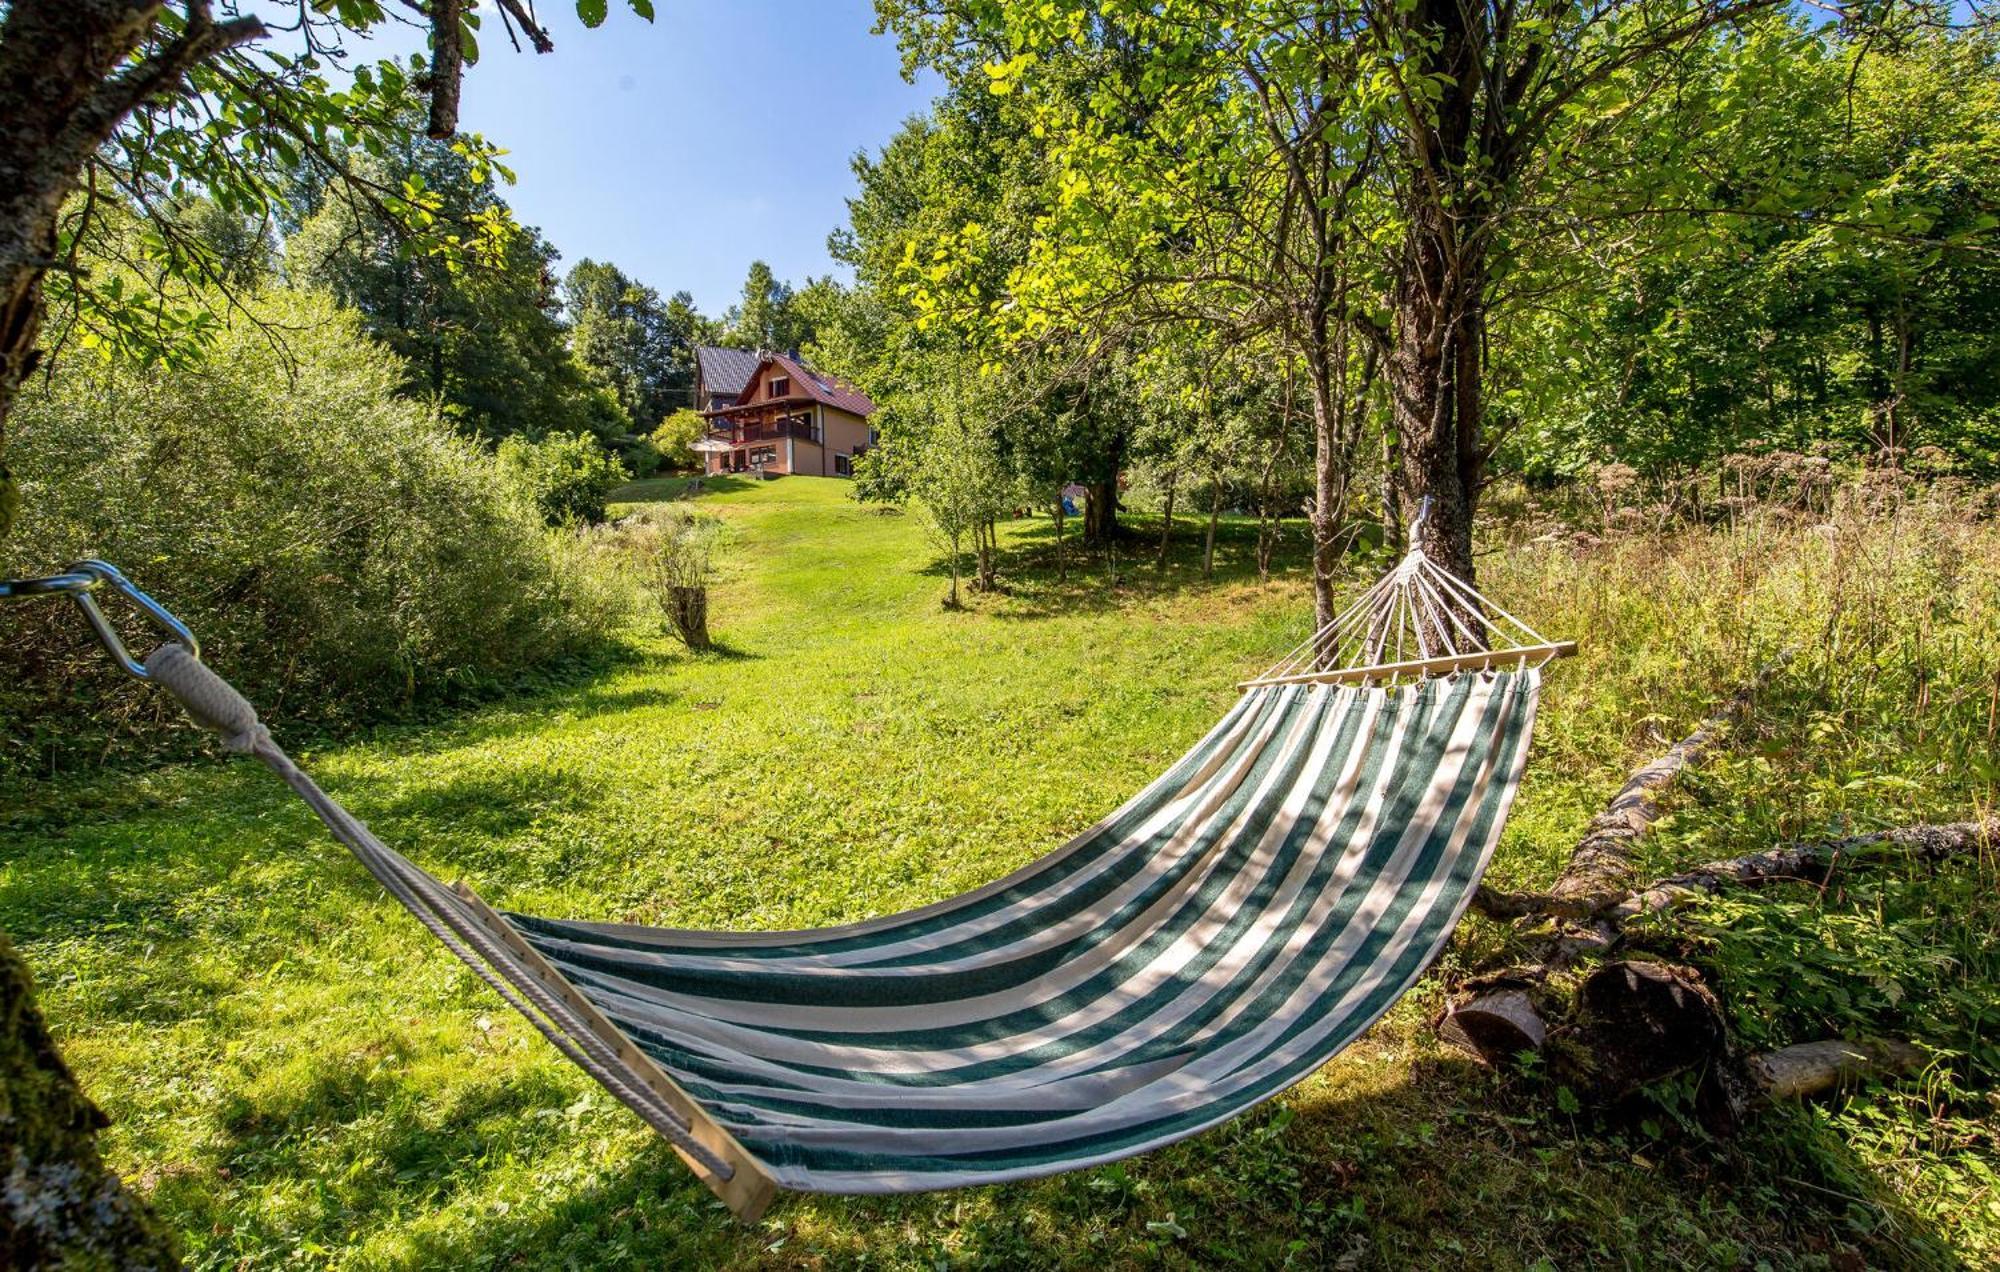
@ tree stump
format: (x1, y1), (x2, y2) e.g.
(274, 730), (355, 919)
(1555, 960), (1727, 1102)
(668, 584), (710, 651)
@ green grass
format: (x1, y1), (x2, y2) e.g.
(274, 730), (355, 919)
(5, 476), (1997, 1268)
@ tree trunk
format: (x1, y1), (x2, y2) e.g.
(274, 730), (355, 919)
(1202, 474), (1222, 579)
(1051, 499), (1067, 583)
(1389, 266), (1483, 585)
(1306, 350), (1344, 645)
(1156, 472), (1176, 569)
(667, 584), (710, 651)
(0, 7), (269, 1267)
(1381, 419), (1403, 555)
(974, 518), (996, 591)
(1081, 478), (1117, 547)
(1, 927), (181, 1268)
(1385, 0), (1487, 586)
(1304, 320), (1377, 658)
(1254, 487), (1277, 582)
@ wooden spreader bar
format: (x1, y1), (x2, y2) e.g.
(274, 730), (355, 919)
(1239, 640), (1578, 690)
(449, 883), (781, 1222)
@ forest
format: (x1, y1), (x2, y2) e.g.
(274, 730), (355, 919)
(1, 0), (1997, 1267)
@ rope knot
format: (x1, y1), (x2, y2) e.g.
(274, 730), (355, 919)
(143, 643), (270, 754)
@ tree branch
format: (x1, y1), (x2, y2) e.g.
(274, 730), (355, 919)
(425, 0), (464, 139)
(1607, 817), (2000, 922)
(1542, 647), (1796, 916)
(494, 0), (554, 54)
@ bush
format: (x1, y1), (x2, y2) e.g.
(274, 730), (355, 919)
(650, 409), (709, 472)
(496, 430), (630, 526)
(0, 289), (633, 779)
(622, 435), (666, 480)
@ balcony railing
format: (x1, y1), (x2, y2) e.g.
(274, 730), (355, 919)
(712, 417), (819, 446)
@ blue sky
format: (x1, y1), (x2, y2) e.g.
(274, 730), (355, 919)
(363, 1), (937, 315)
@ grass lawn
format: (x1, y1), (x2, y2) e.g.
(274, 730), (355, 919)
(5, 476), (1997, 1268)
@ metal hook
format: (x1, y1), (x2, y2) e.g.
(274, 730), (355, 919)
(0, 560), (198, 679)
(1407, 495), (1435, 547)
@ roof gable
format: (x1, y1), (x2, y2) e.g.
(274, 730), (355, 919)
(769, 353), (877, 418)
(712, 353), (877, 418)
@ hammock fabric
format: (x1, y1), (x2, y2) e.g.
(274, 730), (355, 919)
(506, 672), (1540, 1196)
(126, 524), (1563, 1223)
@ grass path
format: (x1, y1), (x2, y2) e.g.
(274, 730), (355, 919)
(5, 477), (1995, 1267)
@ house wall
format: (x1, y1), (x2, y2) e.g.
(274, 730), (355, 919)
(786, 437), (826, 475)
(701, 365), (874, 478)
(821, 407), (871, 474)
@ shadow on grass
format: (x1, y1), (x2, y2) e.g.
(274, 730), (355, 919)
(686, 641), (758, 661)
(382, 766), (595, 840)
(610, 474), (761, 506)
(286, 1031), (1960, 1269)
(915, 513), (1385, 621)
(0, 772), (387, 947)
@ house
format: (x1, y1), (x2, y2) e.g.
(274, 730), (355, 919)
(700, 351), (878, 478)
(693, 345), (761, 412)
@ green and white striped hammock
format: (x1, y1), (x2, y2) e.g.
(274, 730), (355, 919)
(120, 525), (1571, 1222)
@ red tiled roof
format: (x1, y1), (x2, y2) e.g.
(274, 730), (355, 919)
(769, 352), (877, 418)
(699, 353), (876, 419)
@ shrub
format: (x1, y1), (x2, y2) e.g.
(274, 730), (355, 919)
(0, 289), (633, 779)
(496, 430), (629, 526)
(621, 435), (666, 480)
(650, 409), (709, 472)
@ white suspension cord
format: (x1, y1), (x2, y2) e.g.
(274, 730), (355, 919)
(1243, 498), (1570, 688)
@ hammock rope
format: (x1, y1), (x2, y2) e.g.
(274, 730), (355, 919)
(1246, 509), (1570, 688)
(9, 519), (1572, 1223)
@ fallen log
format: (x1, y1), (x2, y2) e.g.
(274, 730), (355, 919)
(1445, 816), (1993, 1066)
(1607, 818), (1999, 922)
(1748, 1038), (1927, 1101)
(1445, 658), (1792, 1060)
(1553, 960), (1728, 1102)
(1436, 985), (1546, 1060)
(1543, 649), (1794, 917)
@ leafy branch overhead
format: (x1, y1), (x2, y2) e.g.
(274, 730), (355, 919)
(1, 0), (655, 423)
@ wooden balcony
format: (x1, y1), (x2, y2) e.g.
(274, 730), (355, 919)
(713, 417), (819, 446)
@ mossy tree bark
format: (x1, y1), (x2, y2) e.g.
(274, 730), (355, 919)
(1, 930), (180, 1268)
(1, 7), (274, 1267)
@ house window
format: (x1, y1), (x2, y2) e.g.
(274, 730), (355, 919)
(768, 376), (790, 399)
(749, 445), (778, 467)
(834, 453), (852, 477)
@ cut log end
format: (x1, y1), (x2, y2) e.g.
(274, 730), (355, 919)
(1439, 988), (1548, 1064)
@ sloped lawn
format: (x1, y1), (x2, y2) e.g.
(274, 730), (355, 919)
(5, 477), (1994, 1268)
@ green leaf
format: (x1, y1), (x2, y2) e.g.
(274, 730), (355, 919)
(577, 0), (608, 27)
(627, 0), (655, 17)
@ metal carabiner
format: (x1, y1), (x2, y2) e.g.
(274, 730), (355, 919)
(0, 567), (101, 600)
(0, 560), (199, 679)
(1407, 494), (1435, 545)
(67, 560), (199, 678)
